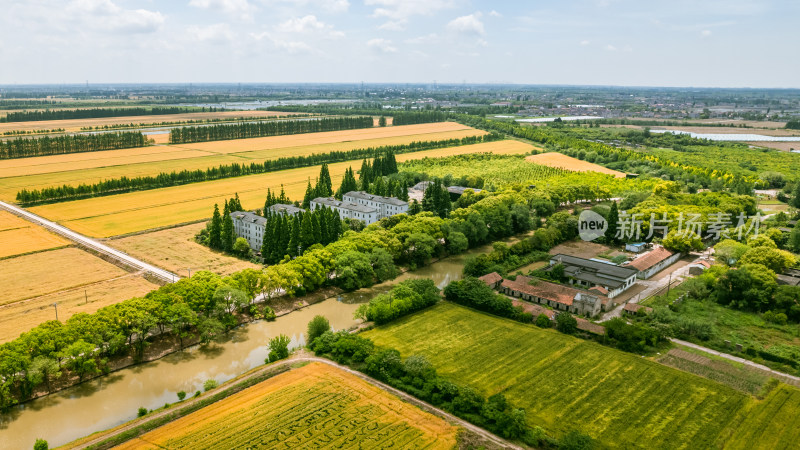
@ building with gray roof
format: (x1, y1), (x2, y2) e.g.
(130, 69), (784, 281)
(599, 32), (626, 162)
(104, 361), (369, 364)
(230, 211), (267, 251)
(268, 203), (305, 216)
(343, 191), (409, 219)
(549, 254), (638, 299)
(310, 197), (379, 225)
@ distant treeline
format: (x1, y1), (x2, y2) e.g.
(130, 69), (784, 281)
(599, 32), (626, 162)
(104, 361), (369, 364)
(168, 116), (374, 144)
(267, 103), (519, 117)
(16, 133), (501, 205)
(0, 107), (211, 123)
(391, 111), (449, 125)
(0, 132), (147, 159)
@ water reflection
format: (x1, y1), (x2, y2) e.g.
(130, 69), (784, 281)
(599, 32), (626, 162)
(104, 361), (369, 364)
(0, 244), (484, 448)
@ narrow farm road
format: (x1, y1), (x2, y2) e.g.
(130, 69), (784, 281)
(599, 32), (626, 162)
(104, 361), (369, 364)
(599, 261), (694, 322)
(0, 200), (178, 283)
(72, 353), (522, 450)
(670, 338), (800, 383)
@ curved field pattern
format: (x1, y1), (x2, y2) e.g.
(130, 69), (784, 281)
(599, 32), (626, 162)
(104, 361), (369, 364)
(115, 362), (457, 449)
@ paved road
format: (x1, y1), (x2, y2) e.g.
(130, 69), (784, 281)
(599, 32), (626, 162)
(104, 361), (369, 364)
(0, 200), (178, 283)
(599, 259), (696, 322)
(74, 353), (521, 450)
(670, 338), (800, 383)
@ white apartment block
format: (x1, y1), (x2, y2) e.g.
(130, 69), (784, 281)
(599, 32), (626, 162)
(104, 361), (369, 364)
(230, 211), (267, 251)
(310, 191), (408, 226)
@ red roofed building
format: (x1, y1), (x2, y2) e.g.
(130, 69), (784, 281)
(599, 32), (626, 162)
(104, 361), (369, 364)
(622, 303), (653, 316)
(478, 272), (503, 289)
(500, 276), (608, 317)
(576, 317), (606, 335)
(626, 246), (681, 280)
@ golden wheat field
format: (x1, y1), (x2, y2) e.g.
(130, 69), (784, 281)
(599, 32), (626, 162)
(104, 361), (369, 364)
(30, 139), (534, 237)
(0, 274), (158, 343)
(525, 152), (627, 178)
(111, 222), (259, 277)
(0, 247), (135, 306)
(0, 211), (70, 258)
(0, 123), (484, 200)
(0, 110), (301, 133)
(114, 362), (458, 450)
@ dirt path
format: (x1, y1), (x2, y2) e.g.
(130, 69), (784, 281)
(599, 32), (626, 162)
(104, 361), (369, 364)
(0, 201), (178, 283)
(72, 353), (521, 450)
(670, 338), (800, 383)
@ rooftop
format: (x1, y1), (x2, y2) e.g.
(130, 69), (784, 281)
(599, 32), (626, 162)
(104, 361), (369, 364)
(311, 197), (377, 214)
(576, 317), (606, 335)
(230, 211), (266, 226)
(501, 276), (603, 307)
(623, 303), (653, 314)
(447, 186), (482, 195)
(344, 191), (408, 207)
(479, 272), (503, 286)
(268, 203), (305, 215)
(511, 299), (555, 320)
(552, 254), (638, 279)
(627, 247), (676, 271)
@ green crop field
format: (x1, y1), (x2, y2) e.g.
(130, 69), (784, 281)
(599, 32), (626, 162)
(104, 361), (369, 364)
(363, 302), (800, 449)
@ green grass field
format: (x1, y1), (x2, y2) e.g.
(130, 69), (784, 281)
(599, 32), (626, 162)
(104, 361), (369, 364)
(363, 302), (800, 449)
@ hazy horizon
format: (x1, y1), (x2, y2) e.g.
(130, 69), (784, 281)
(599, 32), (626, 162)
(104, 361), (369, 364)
(2, 0), (799, 88)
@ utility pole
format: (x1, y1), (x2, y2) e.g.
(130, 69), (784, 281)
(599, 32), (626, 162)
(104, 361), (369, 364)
(85, 289), (88, 305)
(666, 272), (673, 296)
(52, 302), (59, 321)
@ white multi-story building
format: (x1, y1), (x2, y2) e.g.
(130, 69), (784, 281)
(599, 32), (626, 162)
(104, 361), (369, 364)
(230, 205), (306, 251)
(267, 203), (305, 216)
(342, 191), (409, 217)
(310, 191), (408, 225)
(230, 211), (267, 251)
(309, 197), (379, 224)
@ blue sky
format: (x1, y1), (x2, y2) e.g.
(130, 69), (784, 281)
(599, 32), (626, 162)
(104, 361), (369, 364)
(1, 0), (798, 87)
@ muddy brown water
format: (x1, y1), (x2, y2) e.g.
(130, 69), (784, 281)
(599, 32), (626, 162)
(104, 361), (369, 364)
(0, 247), (482, 448)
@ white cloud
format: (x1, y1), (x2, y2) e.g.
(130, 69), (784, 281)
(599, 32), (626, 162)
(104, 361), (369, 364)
(263, 0), (350, 14)
(701, 29), (712, 37)
(365, 0), (454, 22)
(378, 20), (406, 31)
(477, 38), (488, 47)
(580, 39), (590, 45)
(189, 0), (256, 21)
(250, 31), (312, 53)
(605, 44), (617, 51)
(446, 13), (485, 36)
(489, 10), (502, 18)
(405, 33), (438, 44)
(67, 0), (164, 33)
(278, 15), (326, 32)
(188, 23), (234, 43)
(276, 15), (343, 38)
(367, 38), (397, 53)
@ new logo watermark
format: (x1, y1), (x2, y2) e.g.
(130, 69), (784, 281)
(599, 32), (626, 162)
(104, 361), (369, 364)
(578, 210), (608, 242)
(577, 210), (762, 242)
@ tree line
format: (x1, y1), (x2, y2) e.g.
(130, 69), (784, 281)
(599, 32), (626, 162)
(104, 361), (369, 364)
(390, 111), (449, 126)
(0, 107), (210, 123)
(0, 131), (147, 160)
(168, 116), (374, 144)
(17, 133), (499, 205)
(0, 182), (553, 409)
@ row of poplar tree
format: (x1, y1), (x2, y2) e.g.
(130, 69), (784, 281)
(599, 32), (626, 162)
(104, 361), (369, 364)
(0, 132), (146, 159)
(168, 116), (374, 144)
(0, 107), (204, 123)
